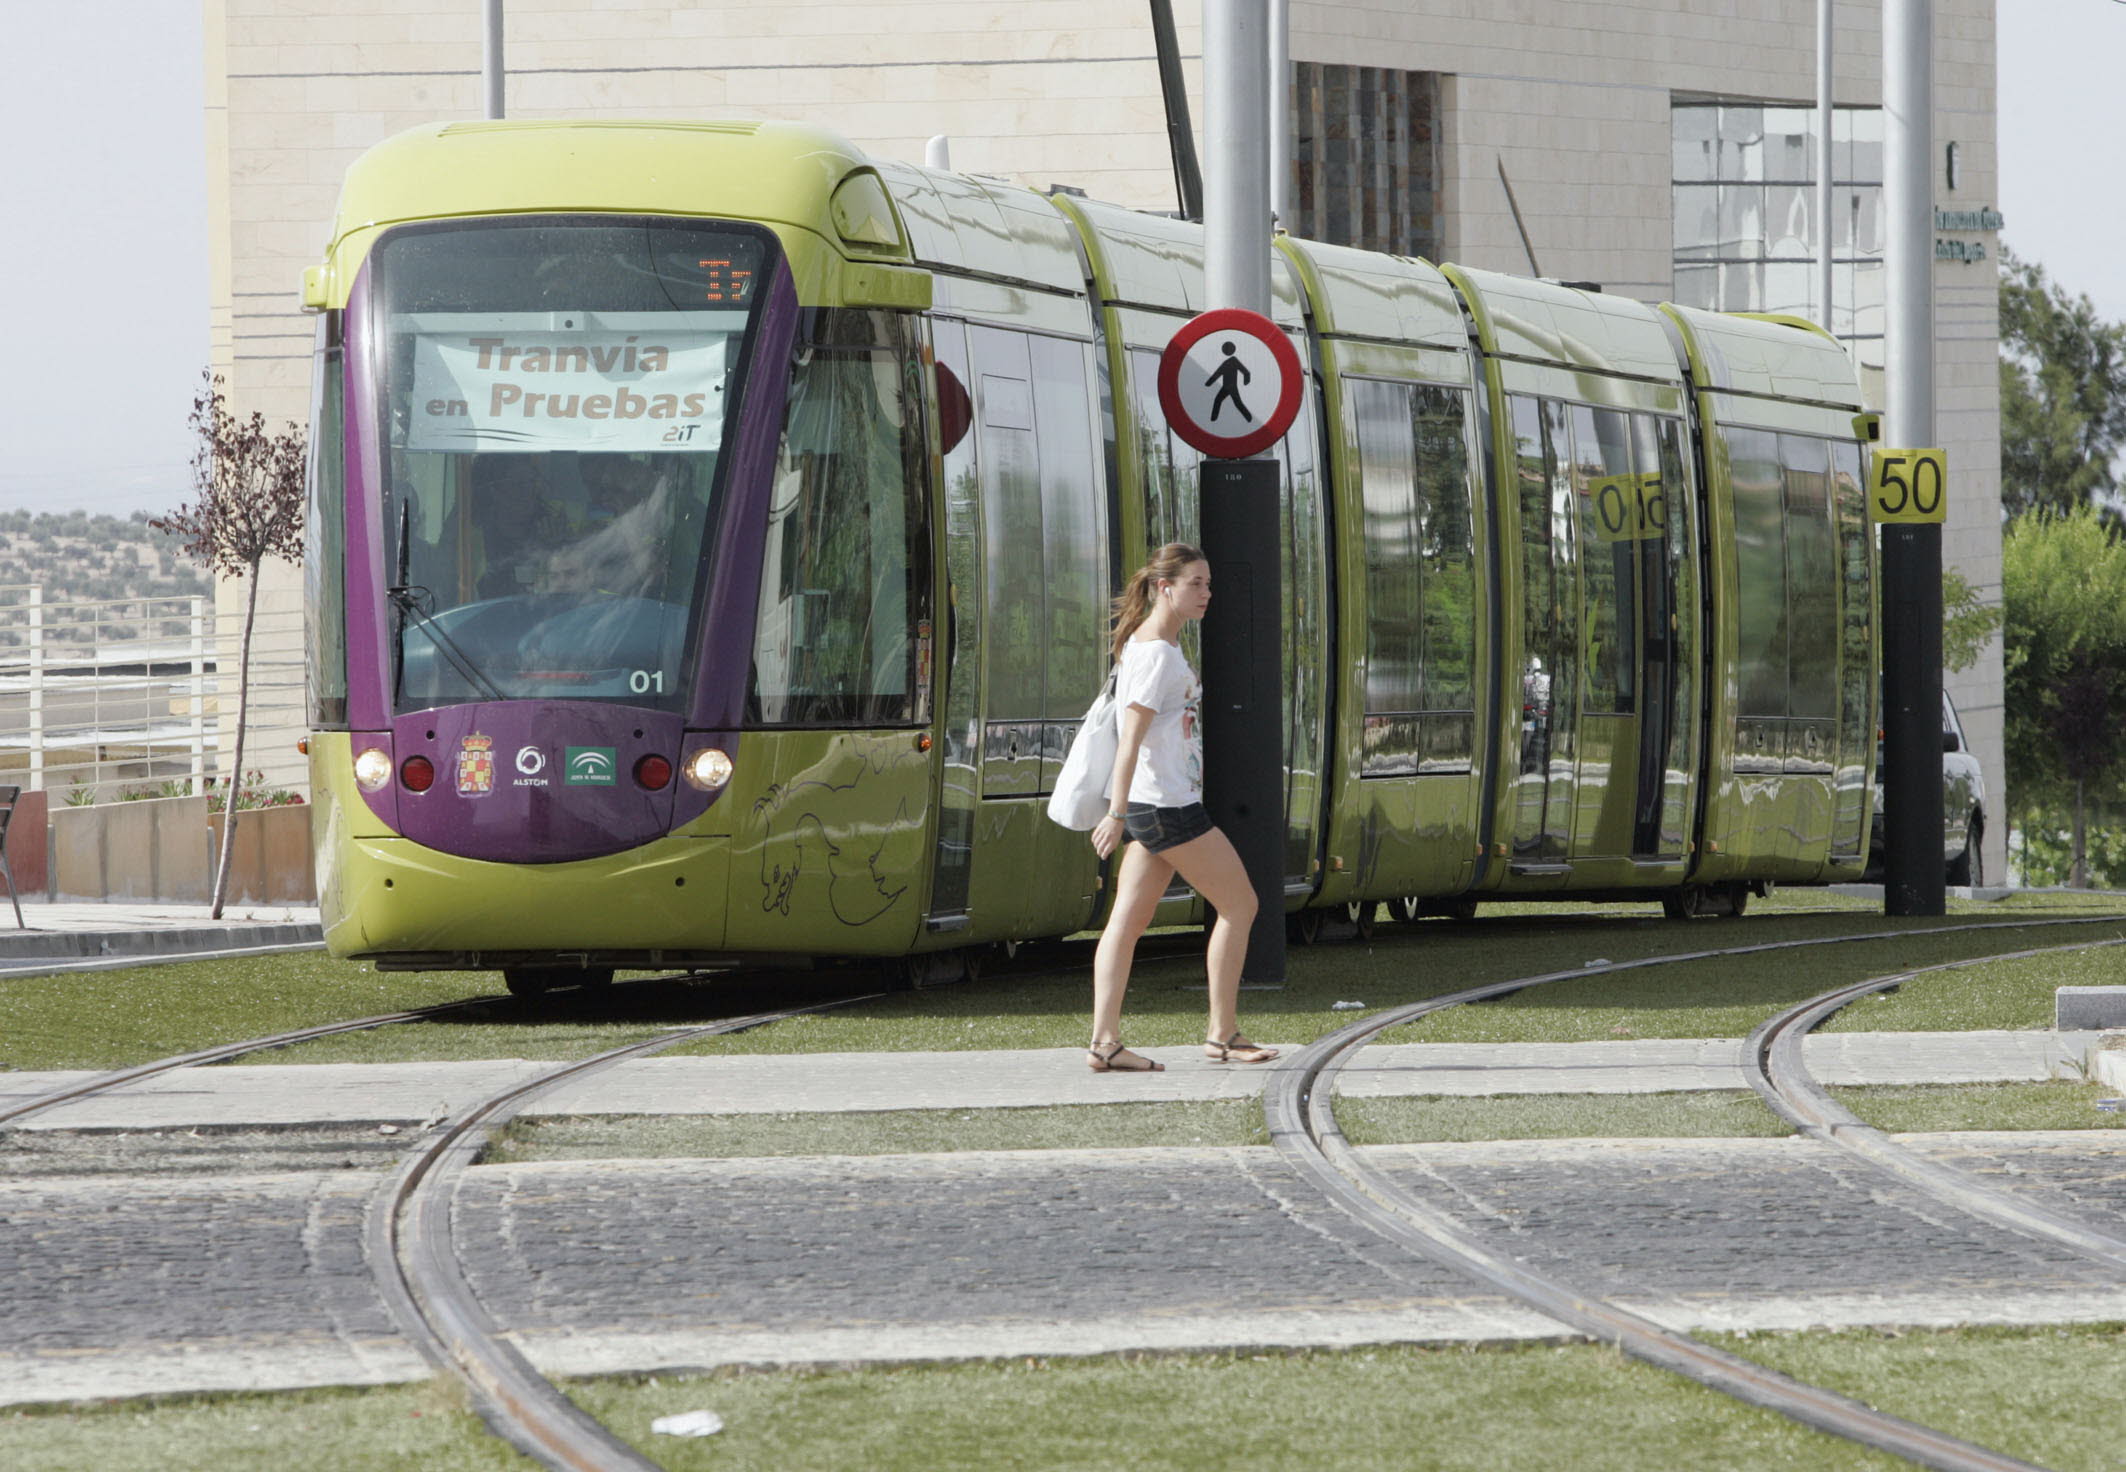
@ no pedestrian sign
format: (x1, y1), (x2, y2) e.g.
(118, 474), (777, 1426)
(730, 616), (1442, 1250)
(1156, 308), (1303, 459)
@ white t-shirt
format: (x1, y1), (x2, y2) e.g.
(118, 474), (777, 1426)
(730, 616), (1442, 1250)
(1115, 637), (1203, 807)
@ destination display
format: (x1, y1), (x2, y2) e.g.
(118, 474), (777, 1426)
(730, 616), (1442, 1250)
(402, 315), (740, 453)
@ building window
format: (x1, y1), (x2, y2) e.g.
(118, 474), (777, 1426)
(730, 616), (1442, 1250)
(1291, 63), (1439, 258)
(1671, 100), (1883, 373)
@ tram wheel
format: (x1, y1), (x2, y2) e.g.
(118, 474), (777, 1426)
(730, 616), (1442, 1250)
(1344, 901), (1378, 942)
(1289, 908), (1325, 946)
(1661, 886), (1711, 920)
(1387, 895), (1422, 924)
(1722, 884), (1750, 918)
(1437, 897), (1479, 923)
(502, 966), (612, 997)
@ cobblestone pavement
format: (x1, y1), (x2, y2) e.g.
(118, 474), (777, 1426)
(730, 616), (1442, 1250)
(9, 1134), (2126, 1405)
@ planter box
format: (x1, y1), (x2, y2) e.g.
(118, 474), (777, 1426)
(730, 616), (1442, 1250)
(49, 795), (213, 903)
(209, 804), (318, 905)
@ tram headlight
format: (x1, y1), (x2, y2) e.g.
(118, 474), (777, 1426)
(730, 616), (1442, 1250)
(682, 747), (734, 791)
(353, 747), (393, 792)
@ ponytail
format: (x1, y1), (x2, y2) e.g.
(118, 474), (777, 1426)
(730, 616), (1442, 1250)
(1108, 542), (1205, 661)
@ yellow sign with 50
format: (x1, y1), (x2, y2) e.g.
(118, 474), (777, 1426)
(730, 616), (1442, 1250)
(1868, 448), (1948, 524)
(1581, 472), (1667, 542)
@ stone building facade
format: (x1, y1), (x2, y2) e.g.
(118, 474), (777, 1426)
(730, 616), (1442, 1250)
(204, 0), (2004, 880)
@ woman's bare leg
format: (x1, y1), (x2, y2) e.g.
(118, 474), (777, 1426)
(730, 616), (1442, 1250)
(1090, 841), (1175, 1059)
(1160, 825), (1259, 1045)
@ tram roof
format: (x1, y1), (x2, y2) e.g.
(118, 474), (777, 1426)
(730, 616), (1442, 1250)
(1447, 266), (1684, 384)
(1661, 305), (1868, 409)
(1274, 237), (1463, 348)
(324, 119), (913, 280)
(869, 160), (1088, 296)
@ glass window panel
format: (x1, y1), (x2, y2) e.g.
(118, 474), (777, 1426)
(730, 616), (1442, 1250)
(1780, 435), (1837, 719)
(305, 342), (348, 727)
(1672, 264), (1718, 310)
(1851, 187), (1884, 257)
(752, 320), (930, 724)
(973, 330), (1045, 718)
(1852, 260), (1886, 337)
(1511, 395), (1556, 787)
(1763, 261), (1815, 319)
(1413, 384), (1476, 715)
(1673, 105), (1718, 182)
(1718, 184), (1765, 259)
(1352, 378), (1423, 719)
(1762, 107), (1815, 182)
(1719, 105), (1765, 181)
(1727, 428), (1789, 719)
(1030, 335), (1104, 718)
(1568, 405), (1638, 715)
(1847, 107), (1884, 184)
(1834, 107), (1856, 182)
(1766, 185), (1812, 258)
(1720, 261), (1764, 313)
(1674, 184), (1721, 260)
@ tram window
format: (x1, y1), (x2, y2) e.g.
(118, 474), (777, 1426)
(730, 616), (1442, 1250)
(1413, 384), (1477, 717)
(1568, 405), (1639, 715)
(305, 337), (348, 727)
(1030, 335), (1106, 719)
(1352, 379), (1422, 720)
(371, 217), (775, 715)
(751, 314), (931, 724)
(1726, 427), (1789, 718)
(1780, 434), (1838, 719)
(1511, 396), (1555, 771)
(1129, 347), (1198, 548)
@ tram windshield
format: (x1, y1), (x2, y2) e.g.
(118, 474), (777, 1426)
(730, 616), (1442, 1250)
(369, 217), (774, 713)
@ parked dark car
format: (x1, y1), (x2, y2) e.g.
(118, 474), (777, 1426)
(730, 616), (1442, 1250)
(1869, 689), (1987, 885)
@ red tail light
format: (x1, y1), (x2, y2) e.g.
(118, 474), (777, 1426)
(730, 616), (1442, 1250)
(401, 755), (436, 793)
(634, 754), (673, 791)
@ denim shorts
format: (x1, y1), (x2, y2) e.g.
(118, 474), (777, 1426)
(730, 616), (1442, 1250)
(1123, 801), (1214, 854)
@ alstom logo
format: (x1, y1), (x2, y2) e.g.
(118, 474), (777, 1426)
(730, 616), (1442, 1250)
(565, 746), (618, 786)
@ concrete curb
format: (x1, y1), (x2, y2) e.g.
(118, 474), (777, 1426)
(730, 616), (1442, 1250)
(0, 923), (323, 964)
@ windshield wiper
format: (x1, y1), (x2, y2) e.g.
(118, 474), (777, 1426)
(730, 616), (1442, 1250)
(388, 502), (505, 702)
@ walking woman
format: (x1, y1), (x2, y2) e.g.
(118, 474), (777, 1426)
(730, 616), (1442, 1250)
(1086, 543), (1280, 1073)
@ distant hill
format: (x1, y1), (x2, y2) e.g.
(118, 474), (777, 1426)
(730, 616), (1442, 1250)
(0, 509), (214, 646)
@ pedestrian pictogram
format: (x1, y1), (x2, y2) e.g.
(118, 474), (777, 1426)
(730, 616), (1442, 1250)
(1157, 308), (1303, 459)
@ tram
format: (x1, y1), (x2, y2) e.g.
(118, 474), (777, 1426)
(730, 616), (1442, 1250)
(300, 119), (1877, 992)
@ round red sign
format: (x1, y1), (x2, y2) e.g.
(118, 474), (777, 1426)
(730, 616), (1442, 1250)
(1155, 308), (1304, 459)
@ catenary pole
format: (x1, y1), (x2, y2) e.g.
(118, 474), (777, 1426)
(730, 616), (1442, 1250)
(1199, 0), (1287, 985)
(483, 0), (505, 120)
(1881, 0), (1945, 915)
(1269, 0), (1291, 227)
(1817, 0), (1835, 331)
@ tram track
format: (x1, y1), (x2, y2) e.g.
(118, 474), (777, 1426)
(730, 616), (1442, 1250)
(6, 913), (2122, 1468)
(1747, 937), (2126, 1275)
(1265, 914), (2126, 1472)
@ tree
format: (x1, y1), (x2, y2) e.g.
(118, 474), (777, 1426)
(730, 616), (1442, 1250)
(1941, 566), (2001, 675)
(152, 372), (306, 918)
(2000, 506), (2126, 886)
(1998, 245), (2126, 522)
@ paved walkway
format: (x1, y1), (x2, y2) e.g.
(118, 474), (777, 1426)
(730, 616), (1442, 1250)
(4, 1030), (2110, 1131)
(0, 899), (321, 971)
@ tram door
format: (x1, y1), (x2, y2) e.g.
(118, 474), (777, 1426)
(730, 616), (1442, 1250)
(1511, 399), (1694, 863)
(923, 321), (981, 929)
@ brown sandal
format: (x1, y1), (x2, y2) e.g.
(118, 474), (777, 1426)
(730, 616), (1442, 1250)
(1088, 1041), (1165, 1073)
(1204, 1033), (1279, 1064)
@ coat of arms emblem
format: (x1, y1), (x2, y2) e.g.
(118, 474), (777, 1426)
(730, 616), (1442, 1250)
(457, 733), (495, 796)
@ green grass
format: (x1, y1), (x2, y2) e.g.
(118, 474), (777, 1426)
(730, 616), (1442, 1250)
(486, 1100), (1270, 1162)
(14, 1326), (2125, 1472)
(5, 904), (2121, 1073)
(1337, 1089), (1791, 1143)
(1835, 1080), (2126, 1133)
(1819, 941), (2126, 1033)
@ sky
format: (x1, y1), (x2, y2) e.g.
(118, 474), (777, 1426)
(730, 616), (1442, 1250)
(0, 3), (2118, 521)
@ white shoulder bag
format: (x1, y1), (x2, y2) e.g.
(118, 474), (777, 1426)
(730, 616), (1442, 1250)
(1046, 669), (1121, 831)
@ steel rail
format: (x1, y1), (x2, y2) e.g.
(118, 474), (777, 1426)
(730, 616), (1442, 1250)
(1745, 935), (2126, 1274)
(0, 991), (507, 1128)
(368, 993), (881, 1472)
(0, 965), (737, 1129)
(1263, 915), (2126, 1471)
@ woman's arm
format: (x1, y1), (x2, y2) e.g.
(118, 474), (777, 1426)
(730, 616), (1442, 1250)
(1091, 702), (1155, 859)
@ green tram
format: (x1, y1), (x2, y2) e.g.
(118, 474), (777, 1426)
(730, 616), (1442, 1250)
(303, 120), (1875, 991)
